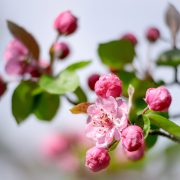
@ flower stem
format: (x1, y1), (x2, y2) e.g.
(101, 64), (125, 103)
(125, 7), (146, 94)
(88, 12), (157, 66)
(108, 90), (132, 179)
(149, 130), (180, 143)
(142, 106), (149, 115)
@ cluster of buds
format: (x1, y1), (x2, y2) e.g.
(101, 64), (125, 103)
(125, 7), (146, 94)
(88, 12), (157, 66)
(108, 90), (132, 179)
(52, 11), (78, 60)
(84, 73), (172, 172)
(1, 10), (78, 98)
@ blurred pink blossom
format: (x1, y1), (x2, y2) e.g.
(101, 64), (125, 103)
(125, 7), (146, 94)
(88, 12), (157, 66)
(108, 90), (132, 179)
(4, 39), (28, 62)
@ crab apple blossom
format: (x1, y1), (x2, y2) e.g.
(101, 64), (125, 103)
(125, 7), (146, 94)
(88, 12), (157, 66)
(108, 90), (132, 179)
(86, 96), (128, 147)
(4, 39), (28, 62)
(95, 73), (122, 98)
(0, 76), (7, 97)
(145, 86), (172, 112)
(123, 142), (145, 161)
(146, 27), (160, 42)
(121, 33), (138, 46)
(54, 11), (78, 35)
(5, 60), (27, 76)
(41, 133), (69, 159)
(53, 42), (70, 59)
(85, 147), (110, 172)
(121, 125), (144, 152)
(88, 73), (100, 91)
(57, 153), (80, 173)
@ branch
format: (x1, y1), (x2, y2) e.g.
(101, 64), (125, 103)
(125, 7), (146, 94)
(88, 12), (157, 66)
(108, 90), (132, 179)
(149, 130), (180, 143)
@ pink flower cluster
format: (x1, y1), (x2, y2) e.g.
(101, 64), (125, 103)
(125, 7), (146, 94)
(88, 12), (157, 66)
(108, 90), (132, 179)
(4, 39), (51, 78)
(2, 10), (78, 85)
(85, 73), (145, 172)
(41, 132), (92, 173)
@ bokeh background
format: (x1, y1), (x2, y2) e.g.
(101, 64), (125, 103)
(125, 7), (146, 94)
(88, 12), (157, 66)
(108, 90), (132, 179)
(0, 0), (180, 179)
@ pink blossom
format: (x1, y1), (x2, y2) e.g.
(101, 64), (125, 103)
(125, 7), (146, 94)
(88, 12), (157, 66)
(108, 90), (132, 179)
(86, 96), (128, 147)
(121, 33), (137, 46)
(54, 11), (78, 35)
(41, 133), (69, 159)
(146, 27), (160, 42)
(121, 125), (144, 152)
(145, 86), (172, 112)
(57, 153), (80, 172)
(53, 42), (70, 59)
(0, 76), (7, 97)
(95, 73), (122, 98)
(4, 39), (28, 62)
(123, 142), (145, 161)
(5, 60), (27, 76)
(85, 147), (110, 172)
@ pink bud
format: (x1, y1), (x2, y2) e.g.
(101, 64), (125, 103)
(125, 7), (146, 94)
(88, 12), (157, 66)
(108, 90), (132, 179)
(95, 73), (122, 98)
(85, 147), (110, 172)
(4, 39), (28, 62)
(53, 42), (70, 59)
(41, 133), (69, 159)
(123, 142), (145, 161)
(0, 76), (7, 97)
(54, 11), (78, 35)
(121, 125), (144, 152)
(88, 73), (100, 91)
(145, 86), (172, 112)
(121, 33), (137, 46)
(146, 27), (160, 42)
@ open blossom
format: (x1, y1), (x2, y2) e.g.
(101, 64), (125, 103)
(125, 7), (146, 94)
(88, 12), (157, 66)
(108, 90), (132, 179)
(121, 125), (144, 152)
(54, 11), (78, 35)
(95, 73), (122, 98)
(5, 60), (27, 76)
(145, 86), (172, 112)
(57, 153), (80, 172)
(41, 133), (69, 159)
(4, 39), (28, 62)
(86, 96), (128, 147)
(85, 147), (110, 172)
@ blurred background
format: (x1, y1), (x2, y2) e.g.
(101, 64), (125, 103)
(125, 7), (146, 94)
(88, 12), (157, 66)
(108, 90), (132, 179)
(0, 0), (180, 179)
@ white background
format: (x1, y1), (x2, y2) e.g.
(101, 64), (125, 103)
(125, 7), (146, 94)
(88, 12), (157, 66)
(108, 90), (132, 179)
(0, 0), (180, 180)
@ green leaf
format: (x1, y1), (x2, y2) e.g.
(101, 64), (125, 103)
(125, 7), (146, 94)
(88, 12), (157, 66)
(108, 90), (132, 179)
(7, 20), (40, 60)
(39, 70), (79, 95)
(145, 134), (158, 149)
(98, 40), (135, 69)
(34, 92), (60, 121)
(146, 112), (180, 137)
(12, 81), (37, 124)
(74, 86), (88, 103)
(156, 49), (180, 67)
(143, 115), (150, 139)
(65, 60), (91, 71)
